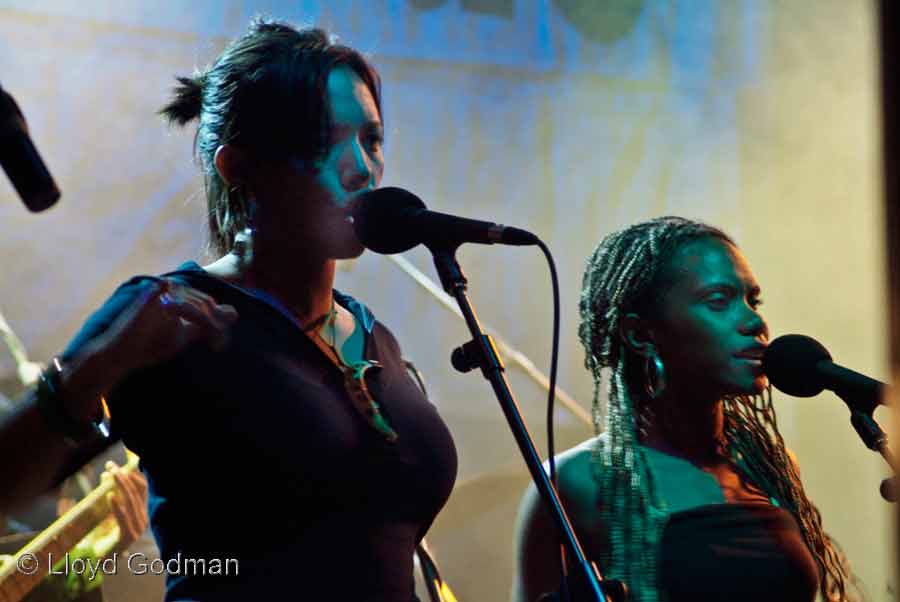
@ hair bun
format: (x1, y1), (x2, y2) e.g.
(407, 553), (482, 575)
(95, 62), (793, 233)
(159, 73), (205, 125)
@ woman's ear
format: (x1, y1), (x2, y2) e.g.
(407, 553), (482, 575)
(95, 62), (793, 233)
(213, 144), (248, 188)
(619, 312), (656, 358)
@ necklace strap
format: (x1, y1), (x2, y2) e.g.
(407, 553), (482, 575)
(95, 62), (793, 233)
(304, 318), (343, 371)
(302, 309), (398, 443)
(301, 298), (337, 334)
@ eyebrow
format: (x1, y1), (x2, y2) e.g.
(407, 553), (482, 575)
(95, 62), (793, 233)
(333, 119), (383, 133)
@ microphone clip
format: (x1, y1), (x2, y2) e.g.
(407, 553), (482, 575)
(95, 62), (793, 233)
(847, 410), (898, 503)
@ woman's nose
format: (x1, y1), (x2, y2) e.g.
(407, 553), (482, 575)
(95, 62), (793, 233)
(740, 310), (768, 339)
(341, 139), (373, 192)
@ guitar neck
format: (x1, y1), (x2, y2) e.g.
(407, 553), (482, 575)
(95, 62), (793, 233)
(0, 454), (138, 602)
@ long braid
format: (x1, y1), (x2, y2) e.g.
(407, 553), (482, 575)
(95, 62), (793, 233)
(578, 216), (852, 602)
(723, 390), (850, 600)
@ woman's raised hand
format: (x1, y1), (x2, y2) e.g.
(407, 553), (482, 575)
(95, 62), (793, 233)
(57, 279), (238, 424)
(106, 279), (239, 371)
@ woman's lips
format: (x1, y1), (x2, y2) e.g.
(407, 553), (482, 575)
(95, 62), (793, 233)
(734, 347), (766, 360)
(737, 357), (763, 366)
(734, 347), (766, 371)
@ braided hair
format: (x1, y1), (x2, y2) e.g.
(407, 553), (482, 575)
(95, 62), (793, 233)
(158, 17), (381, 255)
(578, 216), (852, 602)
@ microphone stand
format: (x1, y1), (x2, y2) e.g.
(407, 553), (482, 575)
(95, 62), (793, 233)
(429, 247), (624, 602)
(822, 376), (897, 500)
(847, 409), (898, 502)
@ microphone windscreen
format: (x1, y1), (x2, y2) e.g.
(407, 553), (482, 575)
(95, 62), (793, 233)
(352, 187), (426, 254)
(762, 334), (832, 397)
(0, 88), (60, 212)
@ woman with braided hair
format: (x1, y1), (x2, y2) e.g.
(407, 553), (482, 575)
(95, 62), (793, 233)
(513, 216), (853, 602)
(56, 17), (457, 602)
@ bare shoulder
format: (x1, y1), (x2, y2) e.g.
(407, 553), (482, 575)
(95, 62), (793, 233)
(200, 255), (242, 283)
(512, 435), (606, 602)
(517, 436), (603, 527)
(553, 436), (605, 519)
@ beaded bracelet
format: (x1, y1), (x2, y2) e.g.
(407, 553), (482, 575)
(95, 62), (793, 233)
(35, 357), (110, 447)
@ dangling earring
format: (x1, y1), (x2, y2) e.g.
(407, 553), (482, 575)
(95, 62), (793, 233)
(231, 190), (256, 268)
(233, 226), (254, 266)
(644, 353), (666, 399)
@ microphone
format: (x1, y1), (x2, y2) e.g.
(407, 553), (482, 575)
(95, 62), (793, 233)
(762, 334), (888, 415)
(0, 84), (60, 212)
(351, 187), (539, 254)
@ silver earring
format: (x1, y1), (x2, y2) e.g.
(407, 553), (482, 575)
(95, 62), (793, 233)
(233, 226), (254, 265)
(232, 193), (256, 266)
(645, 353), (666, 399)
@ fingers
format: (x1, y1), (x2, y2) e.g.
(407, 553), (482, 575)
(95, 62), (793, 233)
(176, 286), (238, 328)
(84, 279), (239, 389)
(167, 299), (235, 351)
(105, 466), (138, 540)
(158, 279), (238, 351)
(104, 462), (149, 546)
(111, 461), (149, 507)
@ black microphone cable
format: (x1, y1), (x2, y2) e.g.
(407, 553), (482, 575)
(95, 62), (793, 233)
(540, 237), (561, 489)
(535, 238), (572, 602)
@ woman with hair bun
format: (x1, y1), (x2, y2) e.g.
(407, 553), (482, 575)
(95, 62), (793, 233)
(60, 18), (457, 602)
(513, 217), (854, 602)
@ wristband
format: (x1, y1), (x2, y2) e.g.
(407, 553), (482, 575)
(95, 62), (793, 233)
(35, 357), (110, 447)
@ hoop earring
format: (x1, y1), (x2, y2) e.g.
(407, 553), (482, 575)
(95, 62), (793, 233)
(644, 354), (666, 399)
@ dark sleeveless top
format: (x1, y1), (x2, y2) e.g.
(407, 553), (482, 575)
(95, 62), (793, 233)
(543, 502), (819, 602)
(659, 503), (820, 602)
(61, 262), (458, 601)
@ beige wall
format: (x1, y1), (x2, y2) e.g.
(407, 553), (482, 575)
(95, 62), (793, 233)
(0, 1), (891, 601)
(736, 1), (890, 599)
